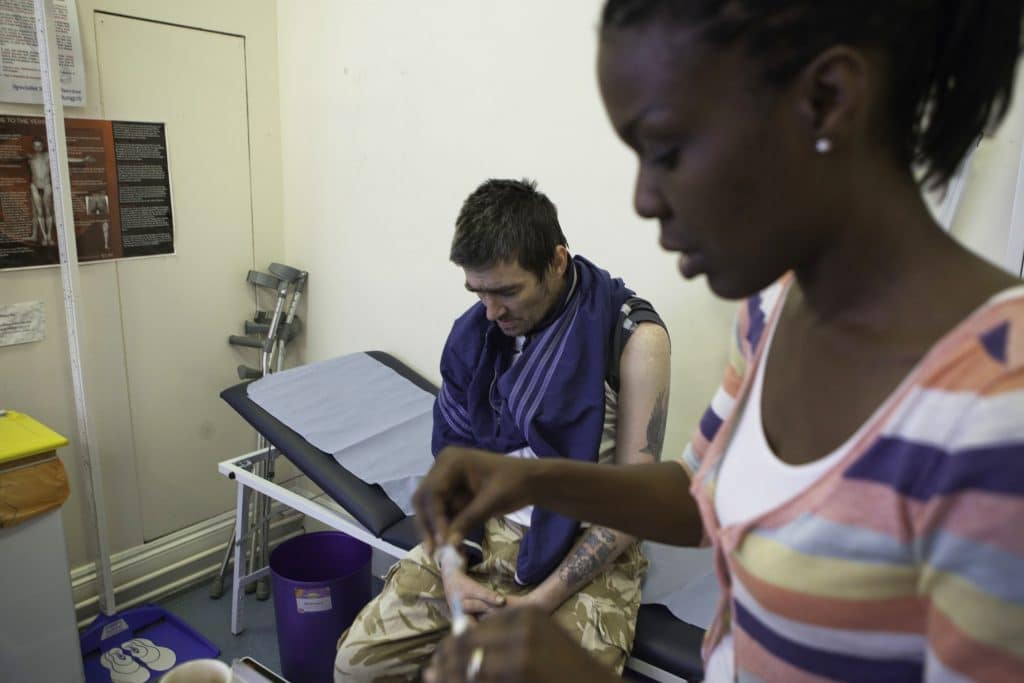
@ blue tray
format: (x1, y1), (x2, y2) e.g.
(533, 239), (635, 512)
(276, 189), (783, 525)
(80, 605), (219, 682)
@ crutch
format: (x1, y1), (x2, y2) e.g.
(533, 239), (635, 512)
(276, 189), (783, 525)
(239, 264), (310, 599)
(249, 264), (304, 599)
(242, 269), (290, 588)
(211, 269), (290, 599)
(268, 263), (308, 373)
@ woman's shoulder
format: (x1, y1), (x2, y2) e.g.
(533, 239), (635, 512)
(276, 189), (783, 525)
(732, 275), (790, 361)
(889, 287), (1024, 511)
(915, 283), (1024, 391)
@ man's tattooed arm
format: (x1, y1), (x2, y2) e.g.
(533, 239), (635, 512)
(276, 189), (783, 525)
(558, 527), (619, 589)
(551, 392), (667, 593)
(639, 390), (669, 460)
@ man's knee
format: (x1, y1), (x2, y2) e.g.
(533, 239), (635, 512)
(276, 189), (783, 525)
(333, 558), (445, 682)
(333, 636), (397, 682)
(334, 630), (429, 683)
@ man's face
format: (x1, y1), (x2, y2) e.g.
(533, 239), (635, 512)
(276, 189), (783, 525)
(32, 140), (43, 152)
(463, 249), (567, 337)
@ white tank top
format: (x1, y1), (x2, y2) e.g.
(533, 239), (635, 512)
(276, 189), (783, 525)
(714, 332), (852, 529)
(706, 308), (858, 681)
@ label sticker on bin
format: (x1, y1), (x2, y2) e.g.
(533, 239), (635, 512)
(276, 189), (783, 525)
(295, 588), (332, 613)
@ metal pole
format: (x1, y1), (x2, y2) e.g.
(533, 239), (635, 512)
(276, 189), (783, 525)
(32, 0), (116, 616)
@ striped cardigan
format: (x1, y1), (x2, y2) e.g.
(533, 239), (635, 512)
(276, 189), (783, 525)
(680, 278), (1024, 682)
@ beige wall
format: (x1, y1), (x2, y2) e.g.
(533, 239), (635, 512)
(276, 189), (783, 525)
(0, 0), (283, 568)
(276, 0), (737, 464)
(276, 1), (1024, 464)
(952, 66), (1024, 275)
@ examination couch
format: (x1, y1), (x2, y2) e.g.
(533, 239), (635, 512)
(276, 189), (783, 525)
(220, 351), (706, 682)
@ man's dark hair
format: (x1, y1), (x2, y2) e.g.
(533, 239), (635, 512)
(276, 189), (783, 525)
(450, 178), (569, 281)
(601, 0), (1022, 190)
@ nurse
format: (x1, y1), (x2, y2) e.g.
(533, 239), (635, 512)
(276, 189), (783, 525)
(418, 2), (1024, 681)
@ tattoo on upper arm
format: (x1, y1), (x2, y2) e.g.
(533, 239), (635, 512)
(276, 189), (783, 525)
(640, 390), (668, 459)
(558, 527), (617, 588)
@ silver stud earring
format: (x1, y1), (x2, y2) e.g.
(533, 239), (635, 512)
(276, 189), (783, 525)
(815, 137), (833, 154)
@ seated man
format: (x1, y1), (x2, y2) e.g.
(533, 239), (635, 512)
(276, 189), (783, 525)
(335, 178), (671, 681)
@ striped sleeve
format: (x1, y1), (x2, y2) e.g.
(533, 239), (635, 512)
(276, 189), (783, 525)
(679, 306), (748, 478)
(682, 282), (784, 474)
(914, 368), (1024, 681)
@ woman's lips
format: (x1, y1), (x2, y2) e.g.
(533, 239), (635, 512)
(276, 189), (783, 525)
(661, 235), (707, 278)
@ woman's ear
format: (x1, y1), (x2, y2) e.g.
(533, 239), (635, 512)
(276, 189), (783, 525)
(794, 46), (872, 148)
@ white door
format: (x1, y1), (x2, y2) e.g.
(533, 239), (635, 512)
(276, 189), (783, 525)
(94, 14), (255, 539)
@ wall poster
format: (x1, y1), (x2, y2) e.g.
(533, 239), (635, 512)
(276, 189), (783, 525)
(0, 0), (87, 106)
(0, 115), (174, 269)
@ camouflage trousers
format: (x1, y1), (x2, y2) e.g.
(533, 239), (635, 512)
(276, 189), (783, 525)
(334, 516), (648, 682)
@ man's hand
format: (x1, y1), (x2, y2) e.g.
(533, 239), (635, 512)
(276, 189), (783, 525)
(413, 446), (537, 553)
(443, 564), (506, 617)
(495, 590), (558, 615)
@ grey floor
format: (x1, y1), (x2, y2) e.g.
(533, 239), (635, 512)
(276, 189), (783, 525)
(157, 579), (283, 676)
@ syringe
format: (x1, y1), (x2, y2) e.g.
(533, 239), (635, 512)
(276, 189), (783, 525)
(434, 544), (471, 635)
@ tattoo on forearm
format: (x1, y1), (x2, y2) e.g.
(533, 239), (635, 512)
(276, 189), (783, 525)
(558, 527), (617, 588)
(640, 391), (668, 459)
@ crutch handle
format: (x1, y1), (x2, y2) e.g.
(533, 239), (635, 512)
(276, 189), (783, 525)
(228, 334), (264, 349)
(244, 320), (271, 336)
(237, 365), (262, 380)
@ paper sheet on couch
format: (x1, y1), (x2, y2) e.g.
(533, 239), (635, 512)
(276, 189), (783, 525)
(640, 542), (719, 629)
(246, 353), (435, 514)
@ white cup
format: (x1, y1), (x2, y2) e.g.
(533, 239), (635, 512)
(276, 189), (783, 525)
(159, 658), (232, 682)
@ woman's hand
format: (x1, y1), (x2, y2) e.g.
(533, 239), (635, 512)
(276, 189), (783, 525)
(422, 606), (618, 683)
(413, 446), (537, 552)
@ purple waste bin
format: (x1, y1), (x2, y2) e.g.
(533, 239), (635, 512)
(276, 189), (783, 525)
(270, 531), (372, 682)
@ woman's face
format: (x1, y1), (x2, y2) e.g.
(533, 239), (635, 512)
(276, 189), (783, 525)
(598, 22), (827, 299)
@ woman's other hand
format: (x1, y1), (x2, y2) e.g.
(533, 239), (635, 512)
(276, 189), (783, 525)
(422, 606), (618, 683)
